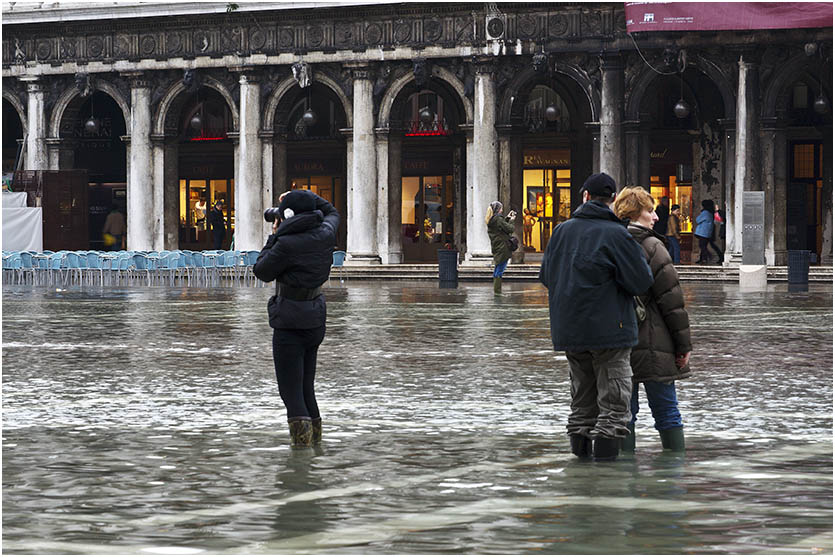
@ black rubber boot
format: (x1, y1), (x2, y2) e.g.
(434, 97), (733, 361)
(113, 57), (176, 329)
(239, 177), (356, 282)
(569, 434), (592, 458)
(312, 417), (322, 444)
(659, 426), (685, 452)
(593, 437), (620, 461)
(620, 423), (636, 453)
(493, 277), (502, 295)
(288, 417), (313, 449)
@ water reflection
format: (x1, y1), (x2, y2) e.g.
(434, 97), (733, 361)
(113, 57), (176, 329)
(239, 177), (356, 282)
(2, 282), (832, 554)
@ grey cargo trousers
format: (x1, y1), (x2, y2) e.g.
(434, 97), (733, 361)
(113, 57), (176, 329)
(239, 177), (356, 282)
(565, 347), (633, 439)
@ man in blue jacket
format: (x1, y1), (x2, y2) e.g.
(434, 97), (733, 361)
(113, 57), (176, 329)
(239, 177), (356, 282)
(539, 173), (653, 461)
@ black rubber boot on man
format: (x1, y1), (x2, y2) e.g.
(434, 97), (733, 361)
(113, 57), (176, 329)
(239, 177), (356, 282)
(312, 417), (322, 444)
(493, 277), (502, 294)
(593, 437), (620, 461)
(288, 417), (313, 449)
(569, 434), (592, 458)
(659, 426), (685, 452)
(620, 423), (636, 452)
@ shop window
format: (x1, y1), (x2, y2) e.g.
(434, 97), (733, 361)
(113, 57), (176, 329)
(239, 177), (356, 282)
(650, 176), (693, 233)
(290, 175), (338, 205)
(523, 166), (571, 252)
(179, 178), (234, 245)
(401, 175), (454, 259)
(793, 144), (815, 178)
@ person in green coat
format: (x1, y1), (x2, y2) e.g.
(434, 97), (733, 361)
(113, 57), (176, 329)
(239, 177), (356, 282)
(486, 201), (516, 294)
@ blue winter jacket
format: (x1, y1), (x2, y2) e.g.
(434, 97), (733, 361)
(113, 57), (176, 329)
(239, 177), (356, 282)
(539, 200), (654, 352)
(694, 209), (714, 239)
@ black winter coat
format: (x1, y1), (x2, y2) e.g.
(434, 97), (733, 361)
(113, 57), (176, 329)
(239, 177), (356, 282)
(253, 192), (340, 330)
(627, 223), (693, 383)
(539, 200), (654, 352)
(208, 207), (226, 234)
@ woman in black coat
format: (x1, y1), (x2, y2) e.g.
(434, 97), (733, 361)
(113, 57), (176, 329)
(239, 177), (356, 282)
(253, 190), (340, 448)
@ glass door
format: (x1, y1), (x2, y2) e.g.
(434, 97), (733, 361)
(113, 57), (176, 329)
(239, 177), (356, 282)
(523, 168), (571, 252)
(402, 175), (453, 261)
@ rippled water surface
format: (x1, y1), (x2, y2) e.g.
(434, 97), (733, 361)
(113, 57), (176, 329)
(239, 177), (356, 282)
(3, 281), (832, 554)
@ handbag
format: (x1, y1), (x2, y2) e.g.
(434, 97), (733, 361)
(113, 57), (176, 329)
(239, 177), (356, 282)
(634, 295), (647, 324)
(508, 236), (519, 252)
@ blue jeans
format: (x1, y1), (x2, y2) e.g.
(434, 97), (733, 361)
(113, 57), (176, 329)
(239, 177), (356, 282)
(630, 381), (682, 431)
(493, 260), (508, 278)
(666, 236), (681, 264)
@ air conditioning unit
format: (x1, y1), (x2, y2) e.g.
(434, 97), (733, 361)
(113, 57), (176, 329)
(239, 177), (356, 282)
(485, 15), (506, 40)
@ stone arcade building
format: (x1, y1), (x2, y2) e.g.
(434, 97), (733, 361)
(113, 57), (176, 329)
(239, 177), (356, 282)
(2, 2), (832, 265)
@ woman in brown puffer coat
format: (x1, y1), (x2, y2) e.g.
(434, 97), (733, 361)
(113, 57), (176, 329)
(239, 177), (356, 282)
(613, 187), (693, 452)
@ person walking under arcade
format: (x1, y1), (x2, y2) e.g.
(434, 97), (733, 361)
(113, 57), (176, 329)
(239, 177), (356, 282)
(539, 173), (654, 461)
(253, 189), (340, 449)
(486, 201), (516, 295)
(613, 187), (692, 453)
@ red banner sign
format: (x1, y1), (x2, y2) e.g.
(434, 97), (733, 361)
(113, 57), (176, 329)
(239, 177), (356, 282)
(626, 2), (833, 32)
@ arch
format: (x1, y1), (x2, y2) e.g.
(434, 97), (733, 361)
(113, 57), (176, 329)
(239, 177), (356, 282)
(762, 52), (831, 118)
(626, 54), (735, 121)
(48, 78), (130, 138)
(2, 89), (27, 135)
(263, 71), (353, 131)
(153, 75), (239, 136)
(378, 65), (473, 128)
(498, 64), (600, 125)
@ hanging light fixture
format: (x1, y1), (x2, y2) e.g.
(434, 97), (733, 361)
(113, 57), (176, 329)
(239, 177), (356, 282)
(814, 94), (829, 115)
(544, 105), (559, 122)
(301, 88), (318, 127)
(84, 93), (100, 134)
(419, 105), (435, 124)
(190, 88), (203, 132)
(674, 70), (691, 119)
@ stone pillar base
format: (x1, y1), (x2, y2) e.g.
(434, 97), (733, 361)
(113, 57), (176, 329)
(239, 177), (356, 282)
(382, 252), (403, 265)
(739, 264), (767, 289)
(345, 254), (381, 265)
(725, 252), (743, 267)
(461, 253), (493, 267)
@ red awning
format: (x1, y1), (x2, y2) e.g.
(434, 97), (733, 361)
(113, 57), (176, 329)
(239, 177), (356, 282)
(625, 2), (833, 32)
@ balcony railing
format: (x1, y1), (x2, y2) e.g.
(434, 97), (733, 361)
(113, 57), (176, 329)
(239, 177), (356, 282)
(405, 119), (452, 137)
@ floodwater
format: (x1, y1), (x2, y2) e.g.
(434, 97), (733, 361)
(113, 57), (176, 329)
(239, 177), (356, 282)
(2, 281), (832, 554)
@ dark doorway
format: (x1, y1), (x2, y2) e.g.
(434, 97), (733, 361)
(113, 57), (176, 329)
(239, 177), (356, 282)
(787, 141), (824, 257)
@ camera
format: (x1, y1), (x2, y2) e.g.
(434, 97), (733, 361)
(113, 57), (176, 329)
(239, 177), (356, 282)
(264, 207), (282, 222)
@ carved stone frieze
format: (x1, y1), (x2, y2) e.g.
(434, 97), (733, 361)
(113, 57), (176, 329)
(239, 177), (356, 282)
(548, 13), (569, 38)
(364, 23), (383, 46)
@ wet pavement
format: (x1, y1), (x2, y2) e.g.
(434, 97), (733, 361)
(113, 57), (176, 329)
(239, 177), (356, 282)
(2, 281), (832, 554)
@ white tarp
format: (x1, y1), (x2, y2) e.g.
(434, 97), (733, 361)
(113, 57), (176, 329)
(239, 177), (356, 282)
(2, 207), (43, 252)
(2, 192), (28, 208)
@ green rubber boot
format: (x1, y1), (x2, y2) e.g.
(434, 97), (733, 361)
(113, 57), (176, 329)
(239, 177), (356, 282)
(312, 417), (322, 444)
(620, 423), (636, 453)
(659, 426), (685, 452)
(288, 417), (313, 449)
(493, 277), (502, 294)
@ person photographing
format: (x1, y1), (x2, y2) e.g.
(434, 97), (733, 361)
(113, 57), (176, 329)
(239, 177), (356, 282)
(253, 189), (340, 449)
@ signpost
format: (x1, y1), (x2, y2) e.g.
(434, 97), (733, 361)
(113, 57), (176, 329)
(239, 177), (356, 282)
(740, 191), (766, 288)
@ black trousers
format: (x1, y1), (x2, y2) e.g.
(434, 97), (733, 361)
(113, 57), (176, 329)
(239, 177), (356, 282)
(272, 325), (326, 420)
(696, 235), (723, 263)
(212, 230), (225, 250)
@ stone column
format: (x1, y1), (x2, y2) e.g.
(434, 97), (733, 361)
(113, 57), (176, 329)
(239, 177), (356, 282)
(20, 77), (47, 170)
(152, 134), (179, 250)
(236, 70), (264, 252)
(465, 60), (499, 264)
(760, 117), (780, 265)
(46, 138), (76, 171)
(730, 56), (760, 262)
(599, 55), (625, 187)
(260, 130), (275, 240)
(375, 127), (402, 264)
(821, 125), (833, 265)
(462, 125), (474, 257)
(718, 118), (736, 264)
(585, 122), (601, 175)
(624, 120), (641, 186)
(347, 65), (379, 263)
(125, 73), (154, 251)
(272, 130), (288, 204)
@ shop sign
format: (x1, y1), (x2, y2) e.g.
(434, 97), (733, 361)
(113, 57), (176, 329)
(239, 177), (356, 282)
(650, 149), (668, 159)
(291, 159), (340, 175)
(402, 157), (450, 175)
(523, 149), (570, 168)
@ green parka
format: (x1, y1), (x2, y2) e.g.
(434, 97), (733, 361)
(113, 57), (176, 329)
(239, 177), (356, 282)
(487, 214), (515, 265)
(627, 223), (693, 383)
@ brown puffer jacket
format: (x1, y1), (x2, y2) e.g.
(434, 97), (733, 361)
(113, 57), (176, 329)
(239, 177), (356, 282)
(627, 223), (693, 383)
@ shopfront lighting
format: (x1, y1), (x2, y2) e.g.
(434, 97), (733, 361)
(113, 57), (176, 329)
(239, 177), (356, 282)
(419, 106), (434, 124)
(544, 105), (559, 122)
(302, 108), (318, 127)
(84, 116), (100, 134)
(814, 94), (829, 115)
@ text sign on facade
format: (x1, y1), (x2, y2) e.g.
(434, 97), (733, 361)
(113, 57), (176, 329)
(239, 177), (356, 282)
(743, 191), (765, 265)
